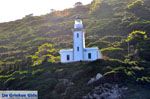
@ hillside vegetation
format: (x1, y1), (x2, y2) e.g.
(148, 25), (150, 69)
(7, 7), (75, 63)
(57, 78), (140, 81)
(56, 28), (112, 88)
(0, 0), (150, 99)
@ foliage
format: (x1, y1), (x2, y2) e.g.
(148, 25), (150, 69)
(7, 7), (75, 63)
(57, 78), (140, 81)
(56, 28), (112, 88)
(90, 0), (102, 13)
(101, 47), (123, 52)
(74, 2), (83, 7)
(101, 47), (125, 60)
(138, 39), (150, 61)
(137, 76), (150, 83)
(127, 0), (150, 20)
(127, 0), (144, 9)
(0, 0), (149, 72)
(0, 0), (150, 98)
(126, 30), (147, 42)
(125, 31), (149, 61)
(30, 43), (59, 66)
(32, 69), (44, 76)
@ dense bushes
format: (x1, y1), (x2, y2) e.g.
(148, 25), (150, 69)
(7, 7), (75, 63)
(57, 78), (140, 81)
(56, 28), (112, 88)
(126, 30), (147, 42)
(0, 0), (149, 72)
(0, 0), (150, 98)
(101, 47), (125, 60)
(90, 0), (102, 13)
(127, 0), (144, 10)
(30, 43), (59, 66)
(127, 0), (150, 20)
(125, 31), (150, 61)
(0, 58), (150, 98)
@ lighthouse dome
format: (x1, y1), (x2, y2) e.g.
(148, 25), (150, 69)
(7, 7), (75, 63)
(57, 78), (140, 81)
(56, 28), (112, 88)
(74, 18), (83, 29)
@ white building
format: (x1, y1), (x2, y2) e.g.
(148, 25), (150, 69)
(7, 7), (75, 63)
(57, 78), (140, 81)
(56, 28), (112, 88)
(59, 18), (102, 63)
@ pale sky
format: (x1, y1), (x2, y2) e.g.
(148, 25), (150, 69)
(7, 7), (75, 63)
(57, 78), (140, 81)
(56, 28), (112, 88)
(0, 0), (93, 23)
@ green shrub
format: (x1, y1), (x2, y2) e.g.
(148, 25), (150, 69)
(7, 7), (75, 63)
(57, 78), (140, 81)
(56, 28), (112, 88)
(101, 47), (123, 52)
(136, 76), (150, 83)
(103, 70), (116, 76)
(126, 30), (147, 42)
(31, 43), (58, 66)
(127, 0), (144, 10)
(4, 77), (16, 87)
(101, 47), (125, 60)
(88, 40), (110, 49)
(10, 71), (20, 76)
(90, 0), (102, 13)
(32, 69), (44, 76)
(19, 71), (29, 75)
(0, 75), (11, 81)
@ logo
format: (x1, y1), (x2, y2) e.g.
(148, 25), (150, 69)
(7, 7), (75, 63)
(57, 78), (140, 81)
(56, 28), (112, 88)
(0, 91), (38, 99)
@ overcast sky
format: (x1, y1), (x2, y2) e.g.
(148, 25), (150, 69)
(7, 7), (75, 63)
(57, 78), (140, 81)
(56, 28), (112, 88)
(0, 0), (93, 23)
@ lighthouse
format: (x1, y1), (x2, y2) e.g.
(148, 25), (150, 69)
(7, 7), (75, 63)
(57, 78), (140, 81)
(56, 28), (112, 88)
(73, 17), (85, 61)
(59, 17), (102, 63)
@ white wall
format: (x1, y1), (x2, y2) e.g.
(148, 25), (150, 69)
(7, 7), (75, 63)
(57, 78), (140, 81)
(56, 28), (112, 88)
(73, 31), (85, 61)
(60, 48), (102, 63)
(98, 50), (103, 59)
(60, 50), (73, 63)
(84, 49), (102, 61)
(59, 19), (103, 63)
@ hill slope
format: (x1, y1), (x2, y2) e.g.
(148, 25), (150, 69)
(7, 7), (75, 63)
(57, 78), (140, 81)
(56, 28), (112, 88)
(0, 0), (150, 99)
(0, 59), (150, 99)
(0, 0), (150, 71)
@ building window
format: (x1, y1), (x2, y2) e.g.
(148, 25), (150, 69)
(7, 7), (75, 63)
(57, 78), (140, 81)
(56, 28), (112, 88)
(67, 55), (70, 61)
(88, 53), (91, 59)
(77, 47), (79, 51)
(77, 33), (79, 38)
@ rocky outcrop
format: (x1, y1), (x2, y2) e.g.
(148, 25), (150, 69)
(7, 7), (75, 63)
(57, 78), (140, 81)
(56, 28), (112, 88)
(83, 83), (127, 99)
(54, 79), (74, 94)
(87, 73), (103, 85)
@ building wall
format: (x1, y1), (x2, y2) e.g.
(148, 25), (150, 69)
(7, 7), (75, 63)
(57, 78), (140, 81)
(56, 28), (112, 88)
(59, 19), (103, 63)
(73, 30), (85, 61)
(83, 49), (102, 61)
(59, 49), (102, 63)
(60, 51), (73, 63)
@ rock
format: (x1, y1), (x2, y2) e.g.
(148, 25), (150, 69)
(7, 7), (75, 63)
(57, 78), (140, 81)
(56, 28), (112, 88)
(83, 84), (127, 99)
(72, 70), (84, 81)
(96, 73), (103, 80)
(87, 78), (95, 85)
(54, 79), (74, 94)
(93, 93), (100, 99)
(87, 73), (103, 85)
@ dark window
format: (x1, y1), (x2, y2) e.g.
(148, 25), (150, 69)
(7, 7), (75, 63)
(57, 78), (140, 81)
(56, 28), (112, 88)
(77, 47), (79, 51)
(77, 33), (79, 38)
(88, 53), (91, 59)
(67, 55), (70, 60)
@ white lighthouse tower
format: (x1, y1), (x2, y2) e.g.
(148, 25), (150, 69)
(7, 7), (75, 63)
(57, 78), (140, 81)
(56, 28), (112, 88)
(59, 17), (102, 63)
(73, 17), (85, 61)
